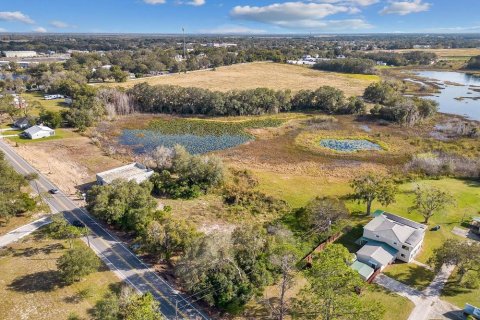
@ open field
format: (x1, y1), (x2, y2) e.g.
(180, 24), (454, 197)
(378, 48), (480, 58)
(102, 62), (379, 96)
(0, 231), (120, 320)
(8, 135), (124, 195)
(22, 92), (69, 116)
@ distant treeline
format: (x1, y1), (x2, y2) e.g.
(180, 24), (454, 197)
(358, 51), (437, 66)
(313, 58), (376, 74)
(128, 83), (367, 116)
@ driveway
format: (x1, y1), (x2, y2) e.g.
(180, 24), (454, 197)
(375, 264), (462, 320)
(0, 216), (52, 248)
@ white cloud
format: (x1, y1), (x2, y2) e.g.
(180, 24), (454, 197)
(144, 0), (166, 4)
(33, 26), (47, 33)
(184, 0), (205, 6)
(0, 11), (34, 24)
(50, 20), (69, 28)
(231, 2), (351, 22)
(200, 25), (266, 34)
(380, 0), (431, 15)
(0, 28), (7, 32)
(275, 18), (372, 29)
(230, 2), (372, 30)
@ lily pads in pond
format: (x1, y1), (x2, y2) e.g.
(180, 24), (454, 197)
(319, 139), (382, 152)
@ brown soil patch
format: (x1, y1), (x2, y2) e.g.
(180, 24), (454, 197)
(10, 136), (124, 195)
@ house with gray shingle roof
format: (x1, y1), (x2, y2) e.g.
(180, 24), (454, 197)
(358, 211), (427, 269)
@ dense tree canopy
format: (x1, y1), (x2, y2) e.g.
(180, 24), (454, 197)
(86, 179), (158, 233)
(0, 152), (38, 222)
(293, 244), (384, 320)
(313, 58), (376, 75)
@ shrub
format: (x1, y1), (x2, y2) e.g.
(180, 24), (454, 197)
(57, 247), (100, 284)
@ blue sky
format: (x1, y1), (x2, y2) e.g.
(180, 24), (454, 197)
(0, 0), (479, 34)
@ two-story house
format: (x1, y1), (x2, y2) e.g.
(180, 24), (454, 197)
(355, 210), (427, 271)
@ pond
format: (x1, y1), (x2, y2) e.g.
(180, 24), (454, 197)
(119, 130), (252, 155)
(413, 71), (480, 121)
(319, 139), (382, 152)
(117, 118), (285, 155)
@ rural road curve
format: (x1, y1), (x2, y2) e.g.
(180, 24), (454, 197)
(0, 139), (210, 320)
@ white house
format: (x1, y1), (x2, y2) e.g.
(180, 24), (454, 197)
(96, 163), (154, 186)
(355, 211), (427, 271)
(44, 94), (64, 100)
(23, 125), (55, 140)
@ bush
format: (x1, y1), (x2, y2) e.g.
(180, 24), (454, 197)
(57, 246), (100, 284)
(466, 55), (480, 70)
(151, 145), (224, 199)
(313, 58), (376, 74)
(461, 270), (480, 289)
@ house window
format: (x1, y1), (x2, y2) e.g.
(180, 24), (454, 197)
(402, 245), (409, 251)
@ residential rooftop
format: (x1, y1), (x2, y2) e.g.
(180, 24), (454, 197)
(365, 211), (426, 247)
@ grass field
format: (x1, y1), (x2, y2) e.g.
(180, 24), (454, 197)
(0, 231), (120, 320)
(103, 62), (379, 97)
(22, 92), (69, 116)
(442, 267), (480, 308)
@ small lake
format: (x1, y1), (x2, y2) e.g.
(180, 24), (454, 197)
(413, 71), (480, 121)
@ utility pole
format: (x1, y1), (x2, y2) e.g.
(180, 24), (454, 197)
(175, 299), (178, 320)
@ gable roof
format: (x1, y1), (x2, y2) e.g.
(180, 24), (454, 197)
(357, 240), (397, 267)
(364, 211), (426, 247)
(14, 117), (29, 126)
(24, 125), (54, 136)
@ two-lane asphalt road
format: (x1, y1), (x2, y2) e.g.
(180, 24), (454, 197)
(0, 139), (210, 320)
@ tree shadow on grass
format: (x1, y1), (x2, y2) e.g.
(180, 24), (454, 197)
(12, 243), (65, 258)
(384, 263), (435, 291)
(441, 277), (474, 297)
(8, 270), (64, 293)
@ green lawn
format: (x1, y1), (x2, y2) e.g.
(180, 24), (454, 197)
(441, 268), (480, 308)
(363, 284), (415, 320)
(383, 263), (436, 291)
(1, 129), (23, 136)
(257, 174), (480, 263)
(7, 128), (78, 144)
(22, 92), (69, 116)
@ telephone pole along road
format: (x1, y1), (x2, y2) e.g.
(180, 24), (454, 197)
(0, 139), (210, 320)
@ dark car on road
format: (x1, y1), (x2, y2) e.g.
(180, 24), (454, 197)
(71, 220), (85, 228)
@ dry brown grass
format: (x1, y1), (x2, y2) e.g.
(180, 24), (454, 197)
(9, 136), (124, 195)
(102, 62), (379, 96)
(0, 233), (120, 320)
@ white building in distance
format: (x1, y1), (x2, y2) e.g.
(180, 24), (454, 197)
(24, 125), (55, 140)
(96, 163), (154, 186)
(2, 51), (37, 58)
